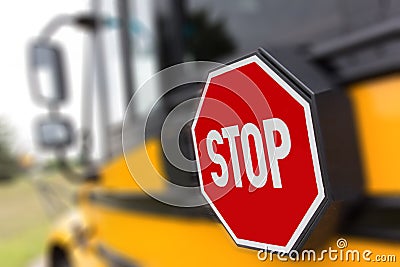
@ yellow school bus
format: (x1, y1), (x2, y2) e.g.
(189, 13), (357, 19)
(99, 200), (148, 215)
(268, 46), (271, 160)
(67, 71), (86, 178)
(27, 1), (400, 266)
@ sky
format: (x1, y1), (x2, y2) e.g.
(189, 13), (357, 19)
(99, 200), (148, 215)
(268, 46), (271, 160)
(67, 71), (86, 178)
(0, 0), (87, 158)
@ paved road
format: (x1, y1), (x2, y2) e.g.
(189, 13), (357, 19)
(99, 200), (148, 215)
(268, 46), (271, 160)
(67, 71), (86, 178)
(28, 257), (45, 267)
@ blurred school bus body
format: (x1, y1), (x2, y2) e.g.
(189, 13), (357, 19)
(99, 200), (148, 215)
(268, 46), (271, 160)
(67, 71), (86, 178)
(27, 0), (400, 266)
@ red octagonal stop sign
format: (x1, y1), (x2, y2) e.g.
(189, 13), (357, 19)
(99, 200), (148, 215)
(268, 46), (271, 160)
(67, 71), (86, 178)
(191, 54), (326, 253)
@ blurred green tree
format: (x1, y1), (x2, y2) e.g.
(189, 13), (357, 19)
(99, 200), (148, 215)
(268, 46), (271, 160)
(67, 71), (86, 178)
(0, 119), (20, 182)
(184, 9), (235, 61)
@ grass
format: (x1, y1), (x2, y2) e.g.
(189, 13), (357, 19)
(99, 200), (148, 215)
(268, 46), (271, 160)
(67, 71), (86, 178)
(0, 224), (50, 267)
(0, 173), (74, 267)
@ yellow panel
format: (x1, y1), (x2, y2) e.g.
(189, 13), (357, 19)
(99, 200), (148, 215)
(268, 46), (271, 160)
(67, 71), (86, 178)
(50, 206), (400, 267)
(99, 138), (166, 193)
(92, 205), (400, 267)
(348, 75), (400, 195)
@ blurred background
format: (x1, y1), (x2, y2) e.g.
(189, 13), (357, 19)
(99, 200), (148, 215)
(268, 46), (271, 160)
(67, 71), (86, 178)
(0, 1), (85, 267)
(1, 0), (400, 266)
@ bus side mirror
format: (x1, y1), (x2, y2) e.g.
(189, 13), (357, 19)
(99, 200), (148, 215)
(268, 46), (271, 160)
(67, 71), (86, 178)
(28, 41), (67, 107)
(35, 116), (74, 150)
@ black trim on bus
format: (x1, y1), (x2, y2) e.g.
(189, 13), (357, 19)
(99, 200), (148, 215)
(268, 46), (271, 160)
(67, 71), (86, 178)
(309, 18), (400, 61)
(307, 17), (400, 85)
(97, 243), (140, 267)
(341, 196), (400, 241)
(88, 191), (218, 221)
(338, 57), (400, 84)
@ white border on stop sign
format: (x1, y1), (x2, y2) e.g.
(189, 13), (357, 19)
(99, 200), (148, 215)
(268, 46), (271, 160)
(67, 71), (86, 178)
(191, 55), (325, 253)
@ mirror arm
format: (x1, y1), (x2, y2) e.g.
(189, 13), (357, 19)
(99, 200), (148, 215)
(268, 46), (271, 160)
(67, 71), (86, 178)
(39, 15), (74, 40)
(39, 13), (100, 40)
